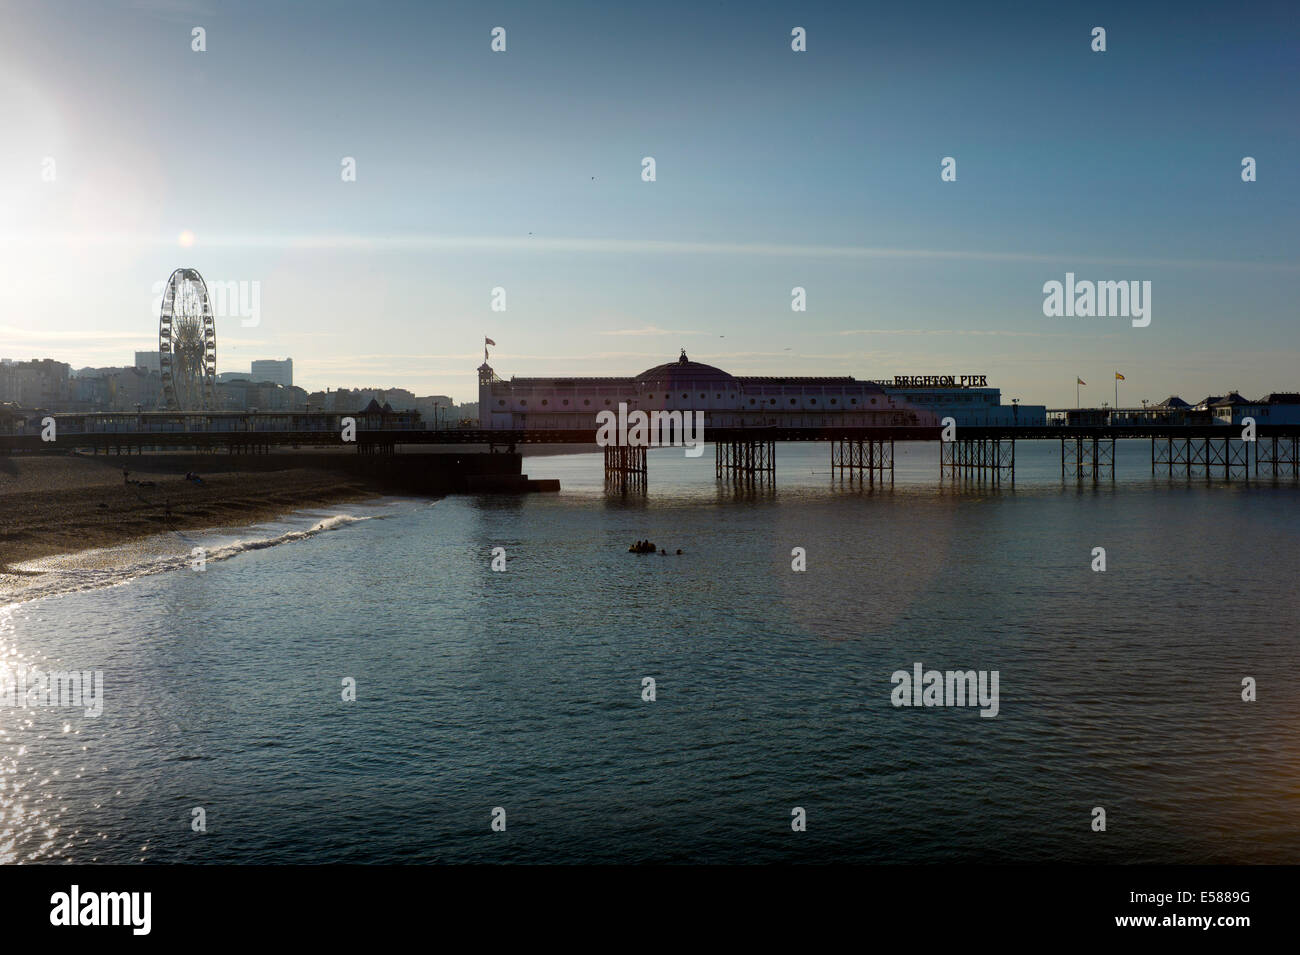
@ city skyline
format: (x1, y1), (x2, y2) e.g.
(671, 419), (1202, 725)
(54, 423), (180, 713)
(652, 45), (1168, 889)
(1, 344), (1293, 412)
(2, 0), (1296, 405)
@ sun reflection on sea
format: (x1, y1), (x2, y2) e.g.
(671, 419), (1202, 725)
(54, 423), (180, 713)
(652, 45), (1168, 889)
(0, 603), (90, 863)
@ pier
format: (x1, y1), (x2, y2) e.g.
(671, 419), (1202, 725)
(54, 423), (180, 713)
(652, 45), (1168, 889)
(3, 412), (1299, 489)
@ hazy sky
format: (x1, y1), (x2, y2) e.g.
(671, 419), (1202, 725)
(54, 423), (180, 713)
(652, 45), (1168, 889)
(1, 0), (1296, 405)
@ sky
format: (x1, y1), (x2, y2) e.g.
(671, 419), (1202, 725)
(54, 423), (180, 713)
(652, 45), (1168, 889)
(1, 0), (1296, 406)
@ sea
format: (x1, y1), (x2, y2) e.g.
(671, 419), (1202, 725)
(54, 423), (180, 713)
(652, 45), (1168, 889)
(2, 440), (1297, 864)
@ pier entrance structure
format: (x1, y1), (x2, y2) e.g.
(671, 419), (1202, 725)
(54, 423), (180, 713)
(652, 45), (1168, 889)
(479, 349), (935, 432)
(473, 351), (1044, 490)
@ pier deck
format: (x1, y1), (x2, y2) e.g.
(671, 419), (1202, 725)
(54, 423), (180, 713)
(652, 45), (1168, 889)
(4, 415), (1297, 487)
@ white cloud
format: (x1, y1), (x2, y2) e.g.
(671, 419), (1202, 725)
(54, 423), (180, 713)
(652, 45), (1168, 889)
(4, 231), (1296, 272)
(598, 326), (710, 337)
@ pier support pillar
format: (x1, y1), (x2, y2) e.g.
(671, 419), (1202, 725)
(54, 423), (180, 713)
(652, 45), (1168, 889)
(604, 443), (647, 491)
(715, 438), (776, 484)
(943, 437), (1014, 483)
(830, 436), (893, 484)
(1061, 436), (1113, 481)
(1151, 436), (1251, 480)
(1253, 435), (1298, 479)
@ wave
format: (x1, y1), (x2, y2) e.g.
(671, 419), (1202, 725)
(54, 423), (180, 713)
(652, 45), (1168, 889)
(1, 513), (375, 607)
(200, 513), (372, 560)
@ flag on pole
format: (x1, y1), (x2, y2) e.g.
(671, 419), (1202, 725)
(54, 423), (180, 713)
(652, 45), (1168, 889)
(1115, 372), (1125, 380)
(1077, 377), (1086, 385)
(485, 337), (496, 346)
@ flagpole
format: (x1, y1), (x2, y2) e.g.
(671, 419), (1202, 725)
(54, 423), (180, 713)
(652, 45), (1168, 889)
(1077, 378), (1080, 409)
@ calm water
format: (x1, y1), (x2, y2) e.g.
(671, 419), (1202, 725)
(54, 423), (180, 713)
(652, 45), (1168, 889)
(2, 441), (1298, 864)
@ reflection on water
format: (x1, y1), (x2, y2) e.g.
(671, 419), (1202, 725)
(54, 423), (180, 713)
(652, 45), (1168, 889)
(2, 444), (1298, 863)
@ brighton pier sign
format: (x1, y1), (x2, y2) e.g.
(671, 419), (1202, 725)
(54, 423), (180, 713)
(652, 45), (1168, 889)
(891, 375), (988, 387)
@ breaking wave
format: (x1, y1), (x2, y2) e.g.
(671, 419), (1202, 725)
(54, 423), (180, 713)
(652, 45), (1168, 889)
(1, 513), (375, 606)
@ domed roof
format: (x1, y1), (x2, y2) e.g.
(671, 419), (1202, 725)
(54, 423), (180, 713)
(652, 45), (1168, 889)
(636, 350), (737, 386)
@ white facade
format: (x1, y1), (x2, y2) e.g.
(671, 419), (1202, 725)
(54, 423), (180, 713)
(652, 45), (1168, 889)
(478, 352), (938, 430)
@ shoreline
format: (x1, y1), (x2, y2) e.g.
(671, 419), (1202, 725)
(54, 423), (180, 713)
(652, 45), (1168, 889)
(0, 455), (382, 579)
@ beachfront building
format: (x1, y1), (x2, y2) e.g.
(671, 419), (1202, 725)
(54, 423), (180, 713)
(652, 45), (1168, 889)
(214, 379), (309, 412)
(68, 365), (161, 412)
(1050, 392), (1300, 428)
(0, 359), (71, 408)
(477, 351), (1040, 430)
(878, 379), (1047, 426)
(1210, 392), (1300, 425)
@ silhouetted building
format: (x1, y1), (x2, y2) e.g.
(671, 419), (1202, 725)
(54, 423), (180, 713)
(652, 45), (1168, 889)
(250, 358), (293, 388)
(0, 359), (71, 407)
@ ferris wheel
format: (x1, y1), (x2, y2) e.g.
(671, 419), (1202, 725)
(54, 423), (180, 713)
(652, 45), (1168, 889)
(158, 268), (217, 411)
